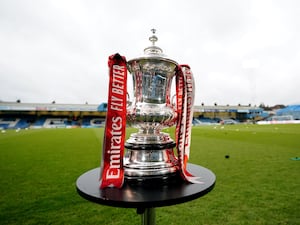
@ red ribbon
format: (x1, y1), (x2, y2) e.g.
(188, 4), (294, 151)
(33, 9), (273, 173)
(176, 65), (201, 183)
(100, 54), (127, 189)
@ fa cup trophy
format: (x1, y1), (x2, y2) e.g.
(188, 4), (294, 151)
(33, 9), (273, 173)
(100, 29), (197, 188)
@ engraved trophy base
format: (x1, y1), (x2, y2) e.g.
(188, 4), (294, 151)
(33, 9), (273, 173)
(124, 134), (182, 186)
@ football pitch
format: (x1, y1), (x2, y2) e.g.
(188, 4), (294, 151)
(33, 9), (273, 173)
(0, 124), (299, 225)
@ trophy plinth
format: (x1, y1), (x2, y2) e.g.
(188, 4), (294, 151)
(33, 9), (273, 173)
(124, 29), (180, 184)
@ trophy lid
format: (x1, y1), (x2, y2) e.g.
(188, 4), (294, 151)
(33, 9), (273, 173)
(127, 29), (178, 68)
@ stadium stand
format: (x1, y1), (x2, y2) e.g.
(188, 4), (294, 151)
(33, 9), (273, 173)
(0, 117), (32, 129)
(276, 105), (300, 120)
(0, 118), (12, 129)
(257, 105), (300, 124)
(0, 116), (106, 129)
(193, 105), (264, 122)
(81, 117), (105, 128)
(44, 118), (68, 128)
(1, 102), (268, 129)
(32, 117), (47, 128)
(0, 102), (108, 129)
(15, 118), (30, 129)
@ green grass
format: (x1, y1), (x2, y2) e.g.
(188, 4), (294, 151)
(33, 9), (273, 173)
(0, 124), (299, 225)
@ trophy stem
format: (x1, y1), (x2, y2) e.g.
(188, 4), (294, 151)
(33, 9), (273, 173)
(124, 132), (180, 185)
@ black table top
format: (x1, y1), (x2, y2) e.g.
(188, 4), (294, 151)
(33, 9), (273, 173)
(76, 163), (216, 209)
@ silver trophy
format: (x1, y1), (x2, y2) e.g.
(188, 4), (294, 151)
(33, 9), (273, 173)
(124, 29), (180, 183)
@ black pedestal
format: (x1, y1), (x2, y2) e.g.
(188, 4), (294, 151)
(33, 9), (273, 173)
(76, 163), (215, 225)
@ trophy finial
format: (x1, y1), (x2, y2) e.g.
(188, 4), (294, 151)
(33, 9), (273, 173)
(149, 28), (158, 46)
(143, 28), (166, 55)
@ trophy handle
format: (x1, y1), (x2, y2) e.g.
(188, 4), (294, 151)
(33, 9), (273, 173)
(171, 94), (177, 108)
(127, 92), (132, 107)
